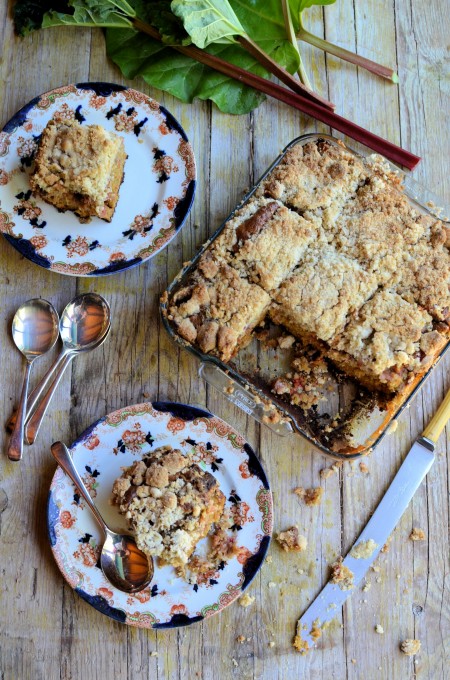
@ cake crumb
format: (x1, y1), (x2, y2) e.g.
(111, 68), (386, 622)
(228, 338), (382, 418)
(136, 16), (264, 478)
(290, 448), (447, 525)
(375, 624), (384, 634)
(150, 651), (158, 657)
(350, 538), (378, 559)
(330, 557), (354, 590)
(268, 581), (277, 588)
(266, 555), (273, 564)
(381, 536), (392, 553)
(387, 419), (398, 434)
(231, 658), (238, 667)
(409, 527), (426, 541)
(310, 619), (322, 641)
(400, 639), (421, 656)
(359, 461), (369, 474)
(294, 486), (323, 506)
(372, 565), (381, 573)
(293, 635), (309, 655)
(276, 526), (308, 552)
(362, 581), (371, 592)
(236, 635), (246, 644)
(351, 659), (357, 664)
(238, 593), (255, 608)
(269, 641), (275, 648)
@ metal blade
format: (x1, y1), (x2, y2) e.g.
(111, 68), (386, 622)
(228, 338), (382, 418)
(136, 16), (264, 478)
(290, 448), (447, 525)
(296, 437), (435, 651)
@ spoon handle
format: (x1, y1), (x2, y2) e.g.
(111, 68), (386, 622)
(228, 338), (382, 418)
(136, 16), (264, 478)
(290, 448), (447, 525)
(7, 360), (33, 461)
(50, 441), (108, 535)
(25, 353), (74, 445)
(6, 349), (68, 433)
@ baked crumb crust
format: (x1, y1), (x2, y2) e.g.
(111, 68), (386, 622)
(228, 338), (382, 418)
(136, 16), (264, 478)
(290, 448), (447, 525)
(168, 138), (450, 394)
(111, 445), (225, 568)
(30, 119), (126, 221)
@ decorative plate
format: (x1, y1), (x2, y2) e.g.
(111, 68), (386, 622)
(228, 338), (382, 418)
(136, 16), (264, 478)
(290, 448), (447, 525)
(47, 402), (272, 628)
(0, 83), (196, 276)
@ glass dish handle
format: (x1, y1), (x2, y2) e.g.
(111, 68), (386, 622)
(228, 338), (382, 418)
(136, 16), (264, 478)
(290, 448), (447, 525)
(199, 362), (293, 436)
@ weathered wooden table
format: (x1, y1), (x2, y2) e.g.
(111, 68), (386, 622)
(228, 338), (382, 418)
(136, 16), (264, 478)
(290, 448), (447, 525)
(1, 2), (448, 679)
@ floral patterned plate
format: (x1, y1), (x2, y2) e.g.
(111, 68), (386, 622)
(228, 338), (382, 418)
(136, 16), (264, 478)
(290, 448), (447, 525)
(0, 83), (196, 276)
(48, 402), (272, 628)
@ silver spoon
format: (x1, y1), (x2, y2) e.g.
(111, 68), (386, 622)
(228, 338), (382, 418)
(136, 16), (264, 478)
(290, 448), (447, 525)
(7, 299), (59, 462)
(51, 441), (154, 594)
(24, 293), (111, 444)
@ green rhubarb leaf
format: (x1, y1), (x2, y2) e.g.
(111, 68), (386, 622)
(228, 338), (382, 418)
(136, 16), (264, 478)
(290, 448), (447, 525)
(42, 0), (135, 29)
(170, 0), (245, 48)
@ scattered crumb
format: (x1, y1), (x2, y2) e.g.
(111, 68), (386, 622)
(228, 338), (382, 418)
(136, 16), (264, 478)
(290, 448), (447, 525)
(277, 334), (296, 349)
(266, 555), (273, 564)
(293, 635), (309, 654)
(142, 392), (150, 399)
(409, 527), (426, 541)
(294, 486), (324, 506)
(276, 526), (308, 552)
(310, 619), (322, 641)
(268, 581), (277, 589)
(238, 593), (255, 608)
(150, 651), (158, 657)
(236, 635), (246, 644)
(297, 568), (304, 575)
(387, 419), (398, 434)
(376, 576), (382, 583)
(400, 639), (421, 656)
(372, 565), (381, 573)
(320, 461), (342, 480)
(351, 659), (357, 664)
(350, 538), (378, 560)
(269, 641), (275, 648)
(396, 574), (401, 579)
(381, 536), (392, 553)
(359, 461), (369, 474)
(330, 557), (354, 590)
(362, 581), (371, 592)
(375, 624), (384, 634)
(232, 659), (238, 667)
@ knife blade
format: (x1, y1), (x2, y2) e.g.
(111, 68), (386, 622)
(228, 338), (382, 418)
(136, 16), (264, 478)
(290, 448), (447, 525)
(295, 436), (436, 652)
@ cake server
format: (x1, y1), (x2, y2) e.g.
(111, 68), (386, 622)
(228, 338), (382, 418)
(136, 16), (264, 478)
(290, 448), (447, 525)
(295, 386), (450, 653)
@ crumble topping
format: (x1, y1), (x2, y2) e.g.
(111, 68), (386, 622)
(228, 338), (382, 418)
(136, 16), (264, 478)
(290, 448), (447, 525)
(168, 138), (450, 398)
(111, 445), (226, 569)
(238, 593), (255, 607)
(30, 118), (126, 221)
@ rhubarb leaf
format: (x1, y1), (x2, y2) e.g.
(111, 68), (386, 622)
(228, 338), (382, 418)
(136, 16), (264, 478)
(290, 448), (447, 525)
(42, 0), (135, 28)
(171, 0), (246, 48)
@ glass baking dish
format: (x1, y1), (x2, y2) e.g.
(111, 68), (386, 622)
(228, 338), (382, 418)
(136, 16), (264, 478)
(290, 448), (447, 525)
(161, 134), (450, 460)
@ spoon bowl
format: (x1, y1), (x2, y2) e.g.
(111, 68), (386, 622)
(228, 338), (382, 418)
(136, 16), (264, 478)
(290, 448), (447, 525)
(8, 299), (59, 461)
(23, 293), (111, 444)
(51, 441), (154, 594)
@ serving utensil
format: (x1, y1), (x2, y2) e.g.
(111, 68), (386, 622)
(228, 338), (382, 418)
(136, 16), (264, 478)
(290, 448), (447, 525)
(51, 441), (154, 594)
(7, 299), (59, 461)
(295, 386), (450, 652)
(25, 293), (111, 444)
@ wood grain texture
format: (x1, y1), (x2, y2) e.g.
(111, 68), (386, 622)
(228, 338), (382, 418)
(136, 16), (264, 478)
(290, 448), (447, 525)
(0, 1), (448, 679)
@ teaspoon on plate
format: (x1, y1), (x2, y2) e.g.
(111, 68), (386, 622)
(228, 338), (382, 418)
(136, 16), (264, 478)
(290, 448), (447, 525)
(51, 441), (154, 594)
(7, 299), (59, 461)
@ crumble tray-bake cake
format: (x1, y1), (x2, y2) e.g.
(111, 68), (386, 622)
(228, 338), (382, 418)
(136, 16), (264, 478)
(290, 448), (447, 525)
(30, 119), (126, 221)
(111, 445), (226, 569)
(167, 138), (450, 395)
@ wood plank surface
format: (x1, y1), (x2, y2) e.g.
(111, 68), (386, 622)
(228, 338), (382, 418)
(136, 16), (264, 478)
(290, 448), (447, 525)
(0, 1), (449, 679)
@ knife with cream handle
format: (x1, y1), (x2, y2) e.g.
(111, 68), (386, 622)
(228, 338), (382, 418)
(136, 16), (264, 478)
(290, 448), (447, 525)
(295, 387), (450, 653)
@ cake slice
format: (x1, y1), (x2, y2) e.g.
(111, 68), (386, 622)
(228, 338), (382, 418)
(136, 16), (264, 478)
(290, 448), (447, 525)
(112, 446), (226, 568)
(168, 256), (271, 362)
(30, 118), (126, 221)
(208, 197), (324, 291)
(269, 246), (379, 343)
(327, 290), (447, 392)
(256, 138), (368, 213)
